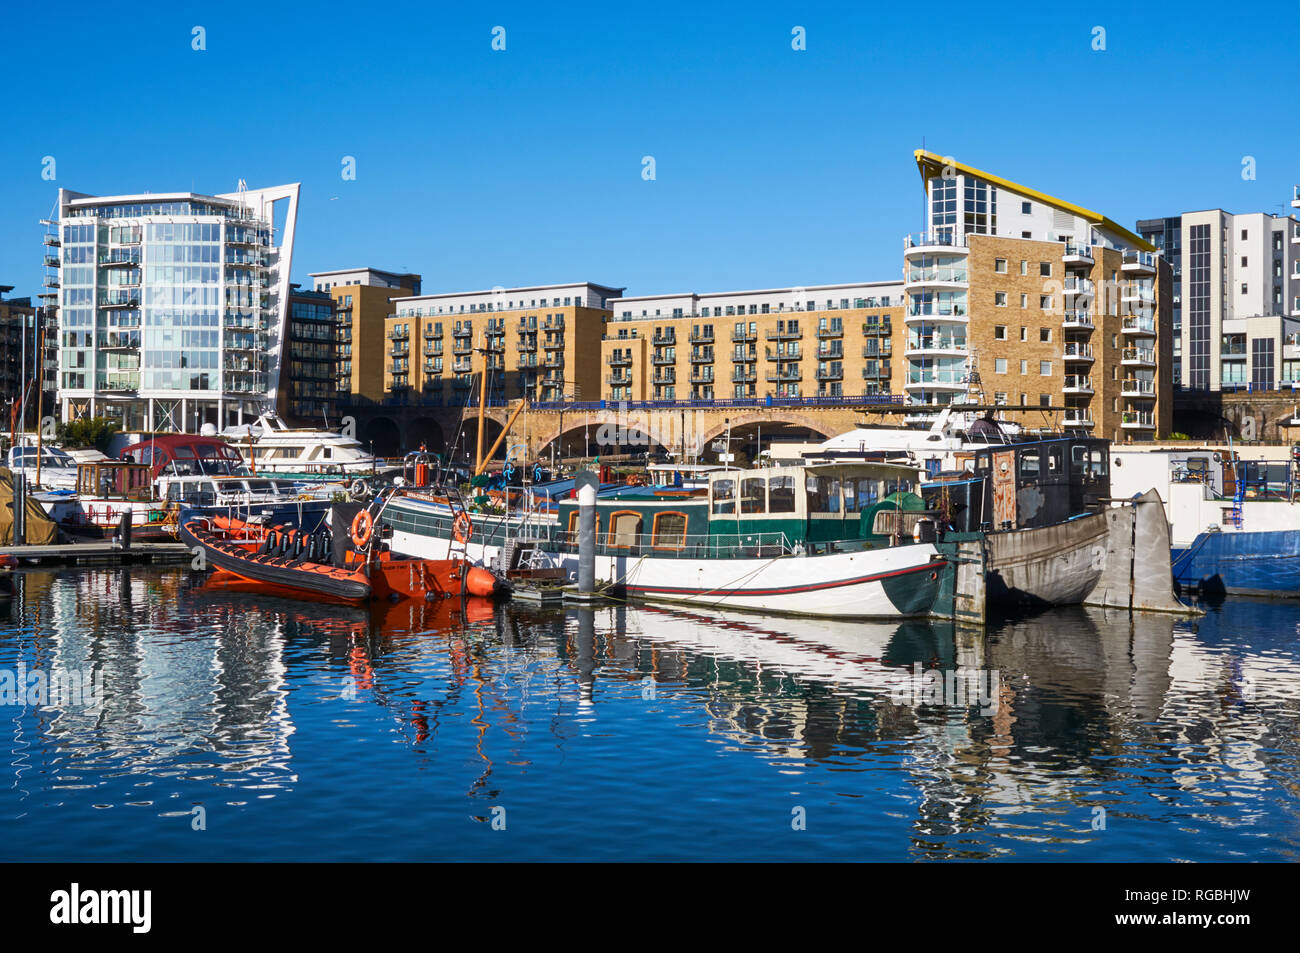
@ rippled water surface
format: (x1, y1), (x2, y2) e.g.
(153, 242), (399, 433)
(2, 568), (1298, 861)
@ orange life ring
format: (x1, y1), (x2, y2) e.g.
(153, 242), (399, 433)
(453, 512), (473, 544)
(350, 509), (374, 549)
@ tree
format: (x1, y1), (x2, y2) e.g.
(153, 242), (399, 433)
(56, 417), (120, 452)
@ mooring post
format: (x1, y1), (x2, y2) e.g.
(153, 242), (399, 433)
(13, 471), (25, 546)
(578, 478), (596, 595)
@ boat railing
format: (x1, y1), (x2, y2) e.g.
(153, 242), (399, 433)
(543, 530), (794, 559)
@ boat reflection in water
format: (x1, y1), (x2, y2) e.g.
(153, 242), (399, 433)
(2, 569), (1299, 861)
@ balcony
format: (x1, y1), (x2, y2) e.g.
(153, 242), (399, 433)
(688, 370), (714, 384)
(905, 369), (967, 391)
(1122, 315), (1156, 336)
(731, 368), (756, 383)
(606, 373), (632, 386)
(765, 327), (802, 341)
(816, 366), (843, 381)
(544, 354), (565, 368)
(1062, 310), (1095, 330)
(98, 293), (140, 309)
(1062, 278), (1094, 297)
(99, 250), (141, 267)
(607, 353), (633, 366)
(765, 346), (801, 361)
(903, 231), (970, 254)
(1122, 250), (1158, 274)
(424, 344), (442, 357)
(653, 331), (676, 346)
(731, 329), (756, 343)
(388, 328), (409, 341)
(689, 350), (714, 364)
(452, 343), (472, 356)
(904, 266), (968, 288)
(905, 337), (966, 358)
(1122, 411), (1155, 429)
(543, 339), (565, 351)
(652, 352), (675, 365)
(390, 344), (409, 357)
(425, 328), (442, 339)
(452, 360), (473, 373)
(1122, 347), (1156, 367)
(1063, 375), (1094, 395)
(387, 364), (410, 376)
(517, 339), (537, 353)
(862, 362), (891, 379)
(1063, 343), (1094, 362)
(816, 326), (844, 339)
(862, 321), (892, 336)
(905, 305), (967, 321)
(1122, 283), (1155, 306)
(1062, 410), (1095, 428)
(765, 367), (802, 382)
(1062, 242), (1094, 267)
(733, 350), (757, 363)
(654, 370), (677, 384)
(1121, 378), (1156, 397)
(816, 344), (845, 360)
(688, 329), (714, 344)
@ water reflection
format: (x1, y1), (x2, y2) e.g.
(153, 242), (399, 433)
(1, 569), (1298, 861)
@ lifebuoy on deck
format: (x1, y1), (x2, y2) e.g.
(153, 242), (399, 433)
(453, 512), (472, 544)
(351, 510), (374, 549)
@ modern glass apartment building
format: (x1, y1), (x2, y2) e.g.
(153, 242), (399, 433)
(49, 184), (299, 431)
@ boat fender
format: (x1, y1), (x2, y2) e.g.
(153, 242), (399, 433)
(453, 512), (473, 544)
(465, 566), (498, 598)
(351, 510), (374, 549)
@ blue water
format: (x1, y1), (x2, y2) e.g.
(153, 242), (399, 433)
(2, 568), (1298, 861)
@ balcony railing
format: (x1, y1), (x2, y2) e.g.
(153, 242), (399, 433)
(688, 330), (714, 344)
(905, 267), (969, 284)
(765, 328), (802, 340)
(1063, 343), (1094, 360)
(903, 231), (970, 251)
(907, 337), (966, 353)
(816, 326), (844, 339)
(1062, 242), (1094, 262)
(1063, 375), (1093, 391)
(907, 369), (966, 386)
(1122, 315), (1156, 334)
(1121, 378), (1155, 396)
(1062, 310), (1095, 328)
(765, 347), (801, 361)
(1122, 250), (1158, 271)
(607, 353), (633, 366)
(1122, 347), (1156, 364)
(1063, 278), (1094, 295)
(1122, 411), (1155, 427)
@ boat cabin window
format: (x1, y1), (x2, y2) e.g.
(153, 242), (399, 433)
(651, 512), (689, 550)
(712, 478), (735, 514)
(1019, 449), (1041, 477)
(806, 474), (841, 513)
(607, 511), (643, 548)
(768, 475), (796, 513)
(1071, 444), (1107, 477)
(846, 477), (881, 512)
(1047, 446), (1063, 474)
(322, 448), (332, 459)
(741, 477), (766, 514)
(566, 512), (601, 537)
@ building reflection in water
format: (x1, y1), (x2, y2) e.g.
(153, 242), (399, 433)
(4, 569), (1299, 859)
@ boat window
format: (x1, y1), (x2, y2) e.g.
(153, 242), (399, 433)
(566, 512), (601, 538)
(1071, 444), (1087, 472)
(607, 511), (643, 548)
(712, 478), (735, 514)
(846, 477), (881, 512)
(1089, 447), (1107, 477)
(806, 474), (841, 513)
(740, 477), (766, 514)
(768, 475), (796, 513)
(976, 453), (990, 472)
(1019, 449), (1041, 477)
(1047, 446), (1063, 474)
(651, 511), (689, 550)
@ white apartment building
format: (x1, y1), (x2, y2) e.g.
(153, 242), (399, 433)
(50, 184), (300, 431)
(1139, 205), (1300, 391)
(607, 281), (904, 321)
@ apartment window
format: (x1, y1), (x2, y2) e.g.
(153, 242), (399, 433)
(1020, 293), (1028, 309)
(1040, 295), (1051, 310)
(1019, 260), (1028, 275)
(995, 358), (1007, 373)
(1242, 284), (1248, 295)
(994, 325), (1007, 340)
(1039, 262), (1052, 277)
(1241, 256), (1248, 267)
(1022, 201), (1032, 214)
(994, 392), (1007, 404)
(1020, 327), (1028, 341)
(1112, 334), (1118, 349)
(1022, 231), (1032, 239)
(1039, 328), (1051, 343)
(1241, 229), (1248, 240)
(995, 258), (1007, 273)
(1020, 359), (1028, 374)
(1039, 361), (1051, 375)
(995, 292), (1007, 307)
(1039, 394), (1050, 407)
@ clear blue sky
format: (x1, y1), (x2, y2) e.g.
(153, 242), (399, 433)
(2, 0), (1296, 300)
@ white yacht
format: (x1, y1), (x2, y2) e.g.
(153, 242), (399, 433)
(804, 407), (1028, 474)
(220, 413), (378, 477)
(6, 444), (80, 491)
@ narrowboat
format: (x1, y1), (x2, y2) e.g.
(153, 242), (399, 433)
(381, 462), (958, 620)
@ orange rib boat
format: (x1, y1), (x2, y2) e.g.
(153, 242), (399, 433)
(181, 514), (506, 604)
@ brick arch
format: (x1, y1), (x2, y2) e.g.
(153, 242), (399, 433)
(697, 411), (837, 447)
